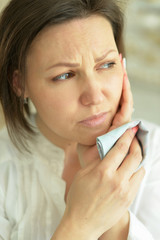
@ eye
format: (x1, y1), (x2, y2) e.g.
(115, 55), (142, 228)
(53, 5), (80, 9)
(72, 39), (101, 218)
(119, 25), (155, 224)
(53, 72), (75, 81)
(99, 62), (116, 69)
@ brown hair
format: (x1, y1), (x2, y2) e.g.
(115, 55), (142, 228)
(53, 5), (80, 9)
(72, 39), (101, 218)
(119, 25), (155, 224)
(0, 0), (124, 151)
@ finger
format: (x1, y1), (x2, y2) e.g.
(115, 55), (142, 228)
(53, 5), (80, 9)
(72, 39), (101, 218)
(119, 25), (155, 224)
(121, 57), (133, 113)
(111, 74), (133, 129)
(77, 143), (100, 168)
(110, 57), (133, 131)
(122, 57), (127, 73)
(99, 127), (138, 172)
(128, 167), (146, 200)
(119, 73), (133, 120)
(121, 57), (133, 116)
(118, 137), (143, 179)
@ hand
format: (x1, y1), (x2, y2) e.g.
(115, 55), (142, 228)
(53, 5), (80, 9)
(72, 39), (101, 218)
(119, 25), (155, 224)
(101, 55), (137, 239)
(76, 55), (137, 239)
(99, 59), (137, 239)
(62, 127), (145, 239)
(109, 54), (134, 132)
(99, 211), (130, 240)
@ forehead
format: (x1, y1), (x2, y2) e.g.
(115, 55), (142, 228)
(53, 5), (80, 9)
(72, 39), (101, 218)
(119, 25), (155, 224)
(27, 15), (116, 62)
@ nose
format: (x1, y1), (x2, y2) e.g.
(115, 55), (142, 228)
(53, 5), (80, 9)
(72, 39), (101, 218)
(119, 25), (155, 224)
(79, 76), (105, 106)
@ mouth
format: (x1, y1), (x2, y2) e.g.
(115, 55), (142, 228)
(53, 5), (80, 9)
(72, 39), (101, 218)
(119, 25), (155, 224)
(79, 112), (108, 127)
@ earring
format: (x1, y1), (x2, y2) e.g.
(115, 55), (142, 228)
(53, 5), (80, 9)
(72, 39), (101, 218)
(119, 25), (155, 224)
(24, 98), (28, 104)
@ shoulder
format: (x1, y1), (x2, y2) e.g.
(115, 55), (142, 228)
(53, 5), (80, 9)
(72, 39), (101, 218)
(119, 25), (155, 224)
(0, 123), (36, 164)
(0, 127), (20, 195)
(0, 123), (65, 178)
(0, 126), (33, 187)
(0, 126), (17, 163)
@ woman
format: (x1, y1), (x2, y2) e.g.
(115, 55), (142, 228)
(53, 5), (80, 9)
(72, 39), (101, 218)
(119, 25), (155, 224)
(0, 0), (159, 239)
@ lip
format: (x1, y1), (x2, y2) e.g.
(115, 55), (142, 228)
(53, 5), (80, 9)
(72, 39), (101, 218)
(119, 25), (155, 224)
(79, 112), (108, 127)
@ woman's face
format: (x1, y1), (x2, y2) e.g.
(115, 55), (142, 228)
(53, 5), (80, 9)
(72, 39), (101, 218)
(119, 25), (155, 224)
(25, 15), (123, 148)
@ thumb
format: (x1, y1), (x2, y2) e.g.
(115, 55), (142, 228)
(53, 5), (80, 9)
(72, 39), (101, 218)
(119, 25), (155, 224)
(77, 143), (100, 168)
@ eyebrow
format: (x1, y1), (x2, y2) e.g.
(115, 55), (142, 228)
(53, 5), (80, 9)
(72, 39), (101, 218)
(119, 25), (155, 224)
(46, 49), (117, 71)
(95, 49), (117, 63)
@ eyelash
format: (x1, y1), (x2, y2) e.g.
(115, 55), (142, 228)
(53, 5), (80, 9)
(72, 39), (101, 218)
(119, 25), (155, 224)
(52, 61), (116, 81)
(53, 72), (75, 81)
(98, 62), (116, 70)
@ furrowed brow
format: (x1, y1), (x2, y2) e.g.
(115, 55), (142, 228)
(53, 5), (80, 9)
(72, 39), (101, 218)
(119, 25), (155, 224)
(95, 49), (117, 63)
(46, 62), (80, 71)
(46, 49), (117, 71)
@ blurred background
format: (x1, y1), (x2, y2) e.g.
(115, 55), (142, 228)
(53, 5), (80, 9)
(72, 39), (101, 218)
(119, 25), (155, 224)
(124, 0), (160, 125)
(0, 0), (160, 130)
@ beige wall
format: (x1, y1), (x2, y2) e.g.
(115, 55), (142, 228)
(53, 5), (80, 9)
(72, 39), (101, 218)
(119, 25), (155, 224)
(124, 0), (160, 125)
(0, 0), (10, 12)
(125, 0), (160, 87)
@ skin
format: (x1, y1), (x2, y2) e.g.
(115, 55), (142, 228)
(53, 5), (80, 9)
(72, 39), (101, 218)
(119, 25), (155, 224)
(14, 15), (145, 239)
(25, 15), (123, 150)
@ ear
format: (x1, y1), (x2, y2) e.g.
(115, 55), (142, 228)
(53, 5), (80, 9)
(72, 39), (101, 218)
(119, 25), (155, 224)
(12, 70), (29, 98)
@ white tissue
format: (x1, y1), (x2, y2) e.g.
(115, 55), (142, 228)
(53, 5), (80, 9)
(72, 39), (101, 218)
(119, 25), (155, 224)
(96, 120), (149, 169)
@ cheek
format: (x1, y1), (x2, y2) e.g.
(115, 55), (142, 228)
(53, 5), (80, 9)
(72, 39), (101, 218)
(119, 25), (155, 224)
(103, 71), (123, 106)
(32, 91), (63, 114)
(28, 84), (77, 123)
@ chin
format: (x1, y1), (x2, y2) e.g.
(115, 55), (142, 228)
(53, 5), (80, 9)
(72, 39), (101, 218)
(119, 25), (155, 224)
(77, 128), (109, 146)
(75, 117), (113, 146)
(79, 137), (97, 146)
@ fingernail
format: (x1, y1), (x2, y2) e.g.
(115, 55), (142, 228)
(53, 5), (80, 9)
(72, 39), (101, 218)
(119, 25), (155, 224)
(132, 125), (139, 134)
(123, 58), (127, 69)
